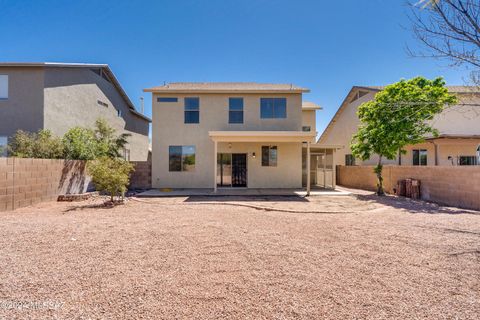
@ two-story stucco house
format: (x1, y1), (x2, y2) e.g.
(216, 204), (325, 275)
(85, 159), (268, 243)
(145, 82), (323, 192)
(319, 86), (480, 167)
(0, 62), (151, 160)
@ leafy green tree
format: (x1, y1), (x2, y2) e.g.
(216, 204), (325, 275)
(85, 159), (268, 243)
(63, 127), (98, 160)
(350, 77), (457, 195)
(87, 157), (134, 202)
(94, 118), (131, 158)
(8, 129), (64, 159)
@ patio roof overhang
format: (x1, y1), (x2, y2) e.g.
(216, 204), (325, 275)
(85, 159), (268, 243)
(208, 131), (316, 143)
(309, 143), (344, 149)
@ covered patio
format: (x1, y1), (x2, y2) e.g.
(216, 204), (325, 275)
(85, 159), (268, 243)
(209, 131), (316, 193)
(205, 132), (343, 196)
(303, 143), (343, 191)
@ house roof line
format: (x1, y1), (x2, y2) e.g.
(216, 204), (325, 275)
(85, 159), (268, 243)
(144, 82), (310, 93)
(426, 134), (480, 140)
(318, 85), (480, 144)
(318, 86), (366, 143)
(302, 101), (322, 110)
(0, 62), (151, 122)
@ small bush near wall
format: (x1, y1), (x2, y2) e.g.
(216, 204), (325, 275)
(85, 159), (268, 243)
(87, 157), (134, 202)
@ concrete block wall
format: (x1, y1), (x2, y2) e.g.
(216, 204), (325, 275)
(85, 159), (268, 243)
(0, 158), (90, 212)
(337, 165), (480, 211)
(129, 160), (152, 189)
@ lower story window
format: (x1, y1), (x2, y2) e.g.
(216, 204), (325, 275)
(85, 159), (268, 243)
(261, 146), (277, 166)
(169, 145), (196, 171)
(0, 136), (7, 157)
(345, 154), (355, 166)
(413, 149), (427, 166)
(459, 156), (477, 166)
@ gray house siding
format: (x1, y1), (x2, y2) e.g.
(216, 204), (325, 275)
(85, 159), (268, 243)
(43, 67), (149, 161)
(0, 65), (150, 161)
(0, 67), (45, 137)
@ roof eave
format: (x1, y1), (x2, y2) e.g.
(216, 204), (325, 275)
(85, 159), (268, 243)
(143, 88), (309, 94)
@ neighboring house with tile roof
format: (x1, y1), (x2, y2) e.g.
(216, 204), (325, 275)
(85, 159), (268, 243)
(0, 62), (150, 160)
(145, 82), (329, 192)
(319, 86), (480, 167)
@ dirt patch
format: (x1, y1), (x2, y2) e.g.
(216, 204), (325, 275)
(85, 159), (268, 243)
(0, 195), (479, 319)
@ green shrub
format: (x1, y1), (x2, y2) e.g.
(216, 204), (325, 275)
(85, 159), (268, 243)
(94, 118), (131, 159)
(63, 127), (98, 160)
(8, 129), (64, 159)
(8, 118), (131, 161)
(87, 157), (134, 202)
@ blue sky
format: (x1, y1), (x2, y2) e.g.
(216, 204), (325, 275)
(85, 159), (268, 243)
(0, 0), (469, 135)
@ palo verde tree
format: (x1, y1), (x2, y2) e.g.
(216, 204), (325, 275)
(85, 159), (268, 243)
(350, 76), (457, 195)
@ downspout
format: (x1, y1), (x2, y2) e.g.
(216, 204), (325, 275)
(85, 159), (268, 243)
(427, 140), (438, 166)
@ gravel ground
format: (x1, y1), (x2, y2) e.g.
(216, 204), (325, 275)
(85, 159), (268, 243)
(0, 193), (479, 319)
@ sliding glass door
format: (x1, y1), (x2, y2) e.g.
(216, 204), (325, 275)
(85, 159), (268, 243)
(217, 153), (247, 187)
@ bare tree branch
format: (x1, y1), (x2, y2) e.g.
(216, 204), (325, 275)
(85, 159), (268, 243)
(408, 0), (480, 82)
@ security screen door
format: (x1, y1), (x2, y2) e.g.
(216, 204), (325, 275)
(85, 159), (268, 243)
(217, 153), (247, 187)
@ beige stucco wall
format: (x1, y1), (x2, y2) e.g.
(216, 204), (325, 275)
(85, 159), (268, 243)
(43, 67), (149, 161)
(401, 139), (480, 166)
(0, 67), (45, 137)
(318, 91), (395, 166)
(151, 93), (304, 188)
(302, 109), (316, 134)
(320, 89), (480, 166)
(432, 93), (480, 136)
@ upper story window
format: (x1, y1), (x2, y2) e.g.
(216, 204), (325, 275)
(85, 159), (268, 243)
(229, 98), (244, 124)
(413, 149), (427, 166)
(117, 109), (122, 117)
(0, 75), (8, 99)
(260, 98), (286, 119)
(184, 97), (199, 123)
(158, 97), (178, 102)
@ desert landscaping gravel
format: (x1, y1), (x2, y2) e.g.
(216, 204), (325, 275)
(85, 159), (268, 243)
(0, 193), (479, 319)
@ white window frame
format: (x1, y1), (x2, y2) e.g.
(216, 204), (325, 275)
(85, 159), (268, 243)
(0, 75), (8, 99)
(0, 136), (8, 157)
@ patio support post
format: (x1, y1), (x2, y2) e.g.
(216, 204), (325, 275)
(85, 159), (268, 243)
(214, 140), (217, 193)
(333, 148), (336, 189)
(306, 142), (311, 196)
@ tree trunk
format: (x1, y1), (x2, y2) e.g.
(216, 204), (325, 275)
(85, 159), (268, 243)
(374, 156), (385, 196)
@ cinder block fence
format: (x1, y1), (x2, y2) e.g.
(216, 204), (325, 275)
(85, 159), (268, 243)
(0, 158), (90, 211)
(337, 165), (480, 211)
(0, 158), (151, 212)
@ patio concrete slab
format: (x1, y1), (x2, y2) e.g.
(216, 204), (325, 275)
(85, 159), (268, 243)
(136, 188), (351, 197)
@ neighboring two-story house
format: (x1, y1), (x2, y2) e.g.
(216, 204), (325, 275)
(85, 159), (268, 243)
(0, 62), (151, 160)
(319, 86), (480, 167)
(144, 82), (321, 192)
